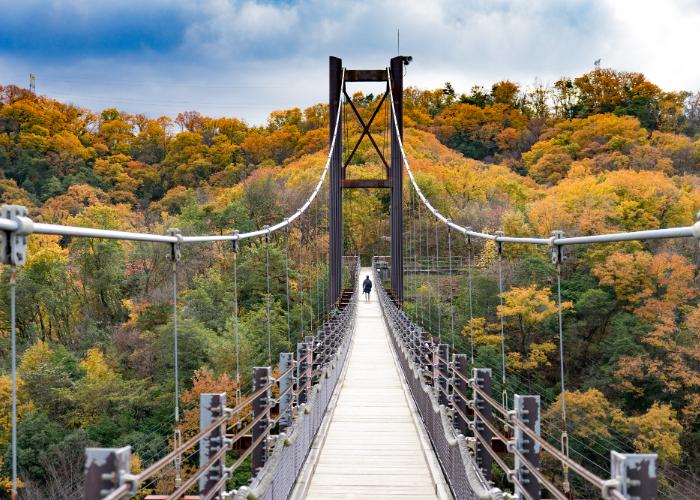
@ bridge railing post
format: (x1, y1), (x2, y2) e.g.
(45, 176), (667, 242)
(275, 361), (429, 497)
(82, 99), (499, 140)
(513, 394), (541, 499)
(472, 368), (494, 481)
(279, 352), (294, 429)
(252, 368), (271, 476)
(84, 446), (132, 499)
(199, 392), (228, 497)
(409, 325), (420, 365)
(436, 343), (450, 406)
(418, 330), (431, 379)
(609, 451), (657, 500)
(452, 354), (470, 436)
(305, 335), (316, 381)
(296, 341), (311, 405)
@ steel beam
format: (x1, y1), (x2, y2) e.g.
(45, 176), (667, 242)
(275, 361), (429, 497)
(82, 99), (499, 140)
(345, 69), (388, 82)
(390, 56), (404, 302)
(329, 56), (343, 306)
(342, 179), (393, 189)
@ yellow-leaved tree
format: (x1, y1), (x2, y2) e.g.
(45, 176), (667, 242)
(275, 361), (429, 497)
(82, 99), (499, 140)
(627, 403), (683, 464)
(498, 285), (572, 371)
(0, 375), (33, 493)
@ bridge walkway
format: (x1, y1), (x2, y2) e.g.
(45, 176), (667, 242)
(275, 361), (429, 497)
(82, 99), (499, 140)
(297, 268), (448, 499)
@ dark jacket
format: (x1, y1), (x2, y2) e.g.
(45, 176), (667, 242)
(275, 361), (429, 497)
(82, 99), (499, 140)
(362, 278), (372, 293)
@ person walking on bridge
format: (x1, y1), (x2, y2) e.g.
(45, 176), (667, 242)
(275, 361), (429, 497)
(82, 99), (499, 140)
(362, 275), (372, 301)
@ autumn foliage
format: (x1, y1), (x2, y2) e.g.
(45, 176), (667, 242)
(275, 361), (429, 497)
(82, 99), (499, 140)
(2, 65), (700, 493)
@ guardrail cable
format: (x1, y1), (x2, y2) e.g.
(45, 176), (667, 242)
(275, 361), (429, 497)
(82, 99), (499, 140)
(10, 265), (17, 500)
(417, 191), (424, 326)
(553, 232), (571, 494)
(496, 237), (508, 411)
(232, 232), (241, 403)
(447, 224), (454, 349)
(265, 226), (272, 364)
(166, 229), (183, 487)
(435, 217), (441, 341)
(466, 233), (475, 365)
(307, 210), (314, 333)
(284, 224), (291, 343)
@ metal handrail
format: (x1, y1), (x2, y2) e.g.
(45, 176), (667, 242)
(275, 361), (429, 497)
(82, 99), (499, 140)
(452, 367), (470, 386)
(470, 382), (510, 418)
(471, 431), (534, 500)
(376, 269), (637, 500)
(133, 381), (271, 486)
(452, 385), (470, 407)
(275, 380), (294, 401)
(452, 402), (472, 428)
(435, 354), (451, 366)
(167, 440), (232, 500)
(103, 484), (130, 500)
(275, 363), (296, 383)
(472, 406), (509, 449)
(133, 413), (228, 485)
(509, 442), (568, 500)
(511, 415), (608, 491)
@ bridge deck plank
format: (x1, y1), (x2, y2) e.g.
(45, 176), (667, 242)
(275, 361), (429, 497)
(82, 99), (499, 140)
(304, 269), (442, 499)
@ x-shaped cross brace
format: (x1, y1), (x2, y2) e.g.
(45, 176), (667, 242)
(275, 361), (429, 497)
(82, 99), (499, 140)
(343, 85), (390, 173)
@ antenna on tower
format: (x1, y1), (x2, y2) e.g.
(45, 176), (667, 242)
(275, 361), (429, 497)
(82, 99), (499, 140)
(397, 29), (400, 56)
(29, 74), (36, 93)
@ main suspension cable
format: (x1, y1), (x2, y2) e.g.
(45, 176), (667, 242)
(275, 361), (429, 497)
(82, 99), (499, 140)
(383, 68), (697, 250)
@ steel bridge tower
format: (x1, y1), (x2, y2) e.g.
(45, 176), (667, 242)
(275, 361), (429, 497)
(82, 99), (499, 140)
(328, 56), (409, 306)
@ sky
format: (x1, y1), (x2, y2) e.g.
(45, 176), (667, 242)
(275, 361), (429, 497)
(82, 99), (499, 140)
(1, 0), (699, 124)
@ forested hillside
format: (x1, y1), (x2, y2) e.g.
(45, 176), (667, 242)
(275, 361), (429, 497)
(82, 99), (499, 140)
(2, 67), (700, 496)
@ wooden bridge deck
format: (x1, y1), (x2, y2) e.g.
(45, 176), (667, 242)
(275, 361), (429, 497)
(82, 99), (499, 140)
(298, 268), (448, 499)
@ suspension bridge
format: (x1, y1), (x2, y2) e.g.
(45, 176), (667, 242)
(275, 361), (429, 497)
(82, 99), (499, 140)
(2, 56), (698, 499)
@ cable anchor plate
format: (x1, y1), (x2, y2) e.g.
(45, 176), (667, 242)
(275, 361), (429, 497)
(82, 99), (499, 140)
(1, 204), (33, 266)
(166, 228), (183, 262)
(550, 230), (566, 265)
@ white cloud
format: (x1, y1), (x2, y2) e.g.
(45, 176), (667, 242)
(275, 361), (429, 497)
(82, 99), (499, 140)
(181, 0), (301, 58)
(602, 0), (700, 91)
(1, 0), (698, 123)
